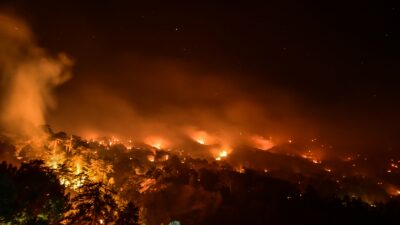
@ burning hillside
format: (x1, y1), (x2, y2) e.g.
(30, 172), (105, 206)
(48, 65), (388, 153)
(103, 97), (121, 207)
(1, 2), (400, 224)
(2, 125), (400, 224)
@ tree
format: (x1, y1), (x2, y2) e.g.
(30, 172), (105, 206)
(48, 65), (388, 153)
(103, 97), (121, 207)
(0, 161), (18, 222)
(64, 182), (118, 225)
(115, 202), (140, 225)
(0, 160), (69, 225)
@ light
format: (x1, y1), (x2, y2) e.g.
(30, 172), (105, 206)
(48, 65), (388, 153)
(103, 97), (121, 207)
(108, 136), (120, 146)
(75, 163), (81, 175)
(251, 135), (274, 150)
(236, 166), (245, 173)
(144, 136), (168, 150)
(219, 150), (228, 158)
(147, 155), (155, 162)
(301, 152), (321, 164)
(187, 129), (215, 145)
(214, 148), (231, 161)
(344, 156), (353, 162)
(99, 219), (104, 224)
(197, 139), (205, 145)
(312, 159), (321, 164)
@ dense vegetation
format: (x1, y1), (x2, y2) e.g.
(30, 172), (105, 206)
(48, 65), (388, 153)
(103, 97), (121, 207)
(0, 160), (139, 225)
(1, 132), (400, 225)
(1, 159), (400, 225)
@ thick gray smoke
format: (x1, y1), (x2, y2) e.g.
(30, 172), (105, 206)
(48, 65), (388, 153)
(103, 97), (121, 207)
(0, 13), (72, 139)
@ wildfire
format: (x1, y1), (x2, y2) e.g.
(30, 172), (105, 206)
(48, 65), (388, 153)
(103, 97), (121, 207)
(251, 135), (274, 150)
(147, 155), (155, 162)
(145, 136), (168, 149)
(219, 150), (228, 157)
(108, 136), (120, 146)
(215, 149), (230, 161)
(235, 165), (245, 174)
(187, 128), (215, 145)
(75, 163), (82, 175)
(385, 185), (400, 197)
(197, 139), (205, 145)
(301, 149), (322, 164)
(11, 123), (400, 210)
(312, 159), (321, 164)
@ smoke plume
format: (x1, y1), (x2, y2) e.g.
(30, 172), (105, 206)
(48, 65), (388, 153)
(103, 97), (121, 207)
(0, 13), (72, 139)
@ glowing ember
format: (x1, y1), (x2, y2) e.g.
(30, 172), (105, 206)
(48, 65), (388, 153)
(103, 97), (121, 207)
(219, 150), (228, 158)
(109, 136), (120, 146)
(301, 150), (322, 164)
(236, 166), (245, 174)
(197, 139), (205, 145)
(147, 155), (155, 162)
(312, 159), (321, 164)
(251, 135), (274, 150)
(145, 136), (168, 149)
(344, 156), (353, 162)
(139, 178), (157, 193)
(386, 185), (400, 196)
(187, 128), (215, 145)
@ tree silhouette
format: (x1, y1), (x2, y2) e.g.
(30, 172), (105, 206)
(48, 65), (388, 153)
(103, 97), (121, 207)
(64, 182), (118, 225)
(0, 161), (18, 222)
(115, 201), (140, 225)
(0, 160), (69, 224)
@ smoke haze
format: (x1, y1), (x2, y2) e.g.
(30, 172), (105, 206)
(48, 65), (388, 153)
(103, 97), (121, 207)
(0, 13), (72, 139)
(1, 2), (398, 159)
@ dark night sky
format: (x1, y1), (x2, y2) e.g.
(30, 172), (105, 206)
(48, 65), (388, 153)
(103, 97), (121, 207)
(1, 1), (399, 154)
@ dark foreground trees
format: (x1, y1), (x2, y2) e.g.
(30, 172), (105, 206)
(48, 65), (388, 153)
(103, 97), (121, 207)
(64, 182), (140, 225)
(63, 182), (118, 224)
(2, 158), (400, 225)
(0, 160), (68, 224)
(115, 202), (140, 225)
(0, 161), (140, 225)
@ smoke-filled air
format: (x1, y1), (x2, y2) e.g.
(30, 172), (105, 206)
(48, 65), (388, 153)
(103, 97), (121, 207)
(0, 14), (72, 139)
(0, 3), (399, 225)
